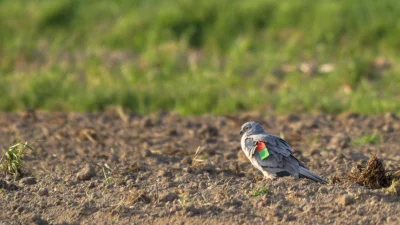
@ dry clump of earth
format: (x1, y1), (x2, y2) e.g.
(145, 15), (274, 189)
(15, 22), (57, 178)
(347, 154), (393, 189)
(0, 110), (399, 224)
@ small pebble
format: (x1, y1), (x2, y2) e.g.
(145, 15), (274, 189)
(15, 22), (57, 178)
(160, 192), (179, 202)
(328, 132), (351, 149)
(338, 194), (354, 206)
(38, 188), (49, 196)
(76, 164), (96, 181)
(318, 186), (328, 194)
(181, 156), (192, 165)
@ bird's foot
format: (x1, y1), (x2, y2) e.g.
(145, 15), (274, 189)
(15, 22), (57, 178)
(262, 174), (276, 181)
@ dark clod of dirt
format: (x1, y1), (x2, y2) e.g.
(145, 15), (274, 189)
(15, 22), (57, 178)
(38, 188), (49, 196)
(129, 189), (151, 204)
(185, 205), (206, 216)
(318, 186), (328, 194)
(195, 164), (216, 173)
(88, 182), (96, 189)
(22, 108), (38, 121)
(224, 152), (237, 160)
(338, 194), (355, 206)
(157, 169), (171, 177)
(143, 149), (153, 157)
(30, 214), (48, 225)
(223, 199), (243, 208)
(0, 179), (7, 189)
(0, 179), (19, 191)
(168, 129), (179, 136)
(180, 156), (192, 165)
(382, 124), (394, 132)
(348, 154), (392, 189)
(280, 114), (300, 122)
(330, 174), (342, 185)
(282, 214), (297, 222)
(328, 132), (351, 149)
(76, 164), (96, 181)
(160, 192), (179, 202)
(199, 125), (219, 137)
(141, 117), (154, 127)
(19, 177), (37, 186)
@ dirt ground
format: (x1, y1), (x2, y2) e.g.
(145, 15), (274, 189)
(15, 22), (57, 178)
(0, 110), (399, 225)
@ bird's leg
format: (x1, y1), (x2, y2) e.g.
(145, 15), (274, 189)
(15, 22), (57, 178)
(262, 172), (275, 181)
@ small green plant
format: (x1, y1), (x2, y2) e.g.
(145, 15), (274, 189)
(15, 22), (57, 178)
(251, 186), (269, 197)
(385, 179), (400, 196)
(352, 133), (380, 146)
(102, 168), (111, 184)
(178, 196), (194, 207)
(0, 142), (34, 178)
(102, 164), (112, 184)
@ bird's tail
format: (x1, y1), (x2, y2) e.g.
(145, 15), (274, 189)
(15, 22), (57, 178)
(299, 167), (328, 184)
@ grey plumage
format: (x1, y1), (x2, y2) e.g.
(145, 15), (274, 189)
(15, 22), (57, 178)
(240, 121), (327, 184)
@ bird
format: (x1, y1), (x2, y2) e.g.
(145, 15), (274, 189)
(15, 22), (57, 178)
(240, 121), (327, 184)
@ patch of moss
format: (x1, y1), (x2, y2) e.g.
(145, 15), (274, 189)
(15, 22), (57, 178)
(385, 179), (400, 196)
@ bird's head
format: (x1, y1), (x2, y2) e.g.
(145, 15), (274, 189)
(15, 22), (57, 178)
(240, 121), (264, 136)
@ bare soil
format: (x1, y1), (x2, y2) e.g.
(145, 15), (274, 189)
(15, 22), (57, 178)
(0, 110), (399, 225)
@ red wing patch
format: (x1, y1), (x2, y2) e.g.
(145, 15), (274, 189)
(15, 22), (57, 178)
(256, 142), (267, 151)
(256, 141), (270, 160)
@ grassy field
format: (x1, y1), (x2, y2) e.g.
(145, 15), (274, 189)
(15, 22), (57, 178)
(1, 0), (400, 115)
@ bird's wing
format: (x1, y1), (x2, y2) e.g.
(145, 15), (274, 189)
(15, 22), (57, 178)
(243, 137), (257, 157)
(246, 133), (325, 182)
(252, 134), (293, 157)
(247, 134), (303, 174)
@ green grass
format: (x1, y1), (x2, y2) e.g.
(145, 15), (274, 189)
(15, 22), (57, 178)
(0, 142), (34, 179)
(102, 167), (111, 184)
(1, 0), (400, 114)
(102, 163), (113, 184)
(251, 186), (269, 197)
(352, 133), (380, 146)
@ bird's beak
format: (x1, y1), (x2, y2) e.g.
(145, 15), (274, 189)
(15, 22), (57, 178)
(240, 130), (243, 135)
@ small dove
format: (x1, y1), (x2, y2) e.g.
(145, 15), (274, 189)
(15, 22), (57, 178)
(240, 121), (327, 184)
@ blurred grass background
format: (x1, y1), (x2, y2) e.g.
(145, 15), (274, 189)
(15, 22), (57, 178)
(0, 0), (399, 115)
